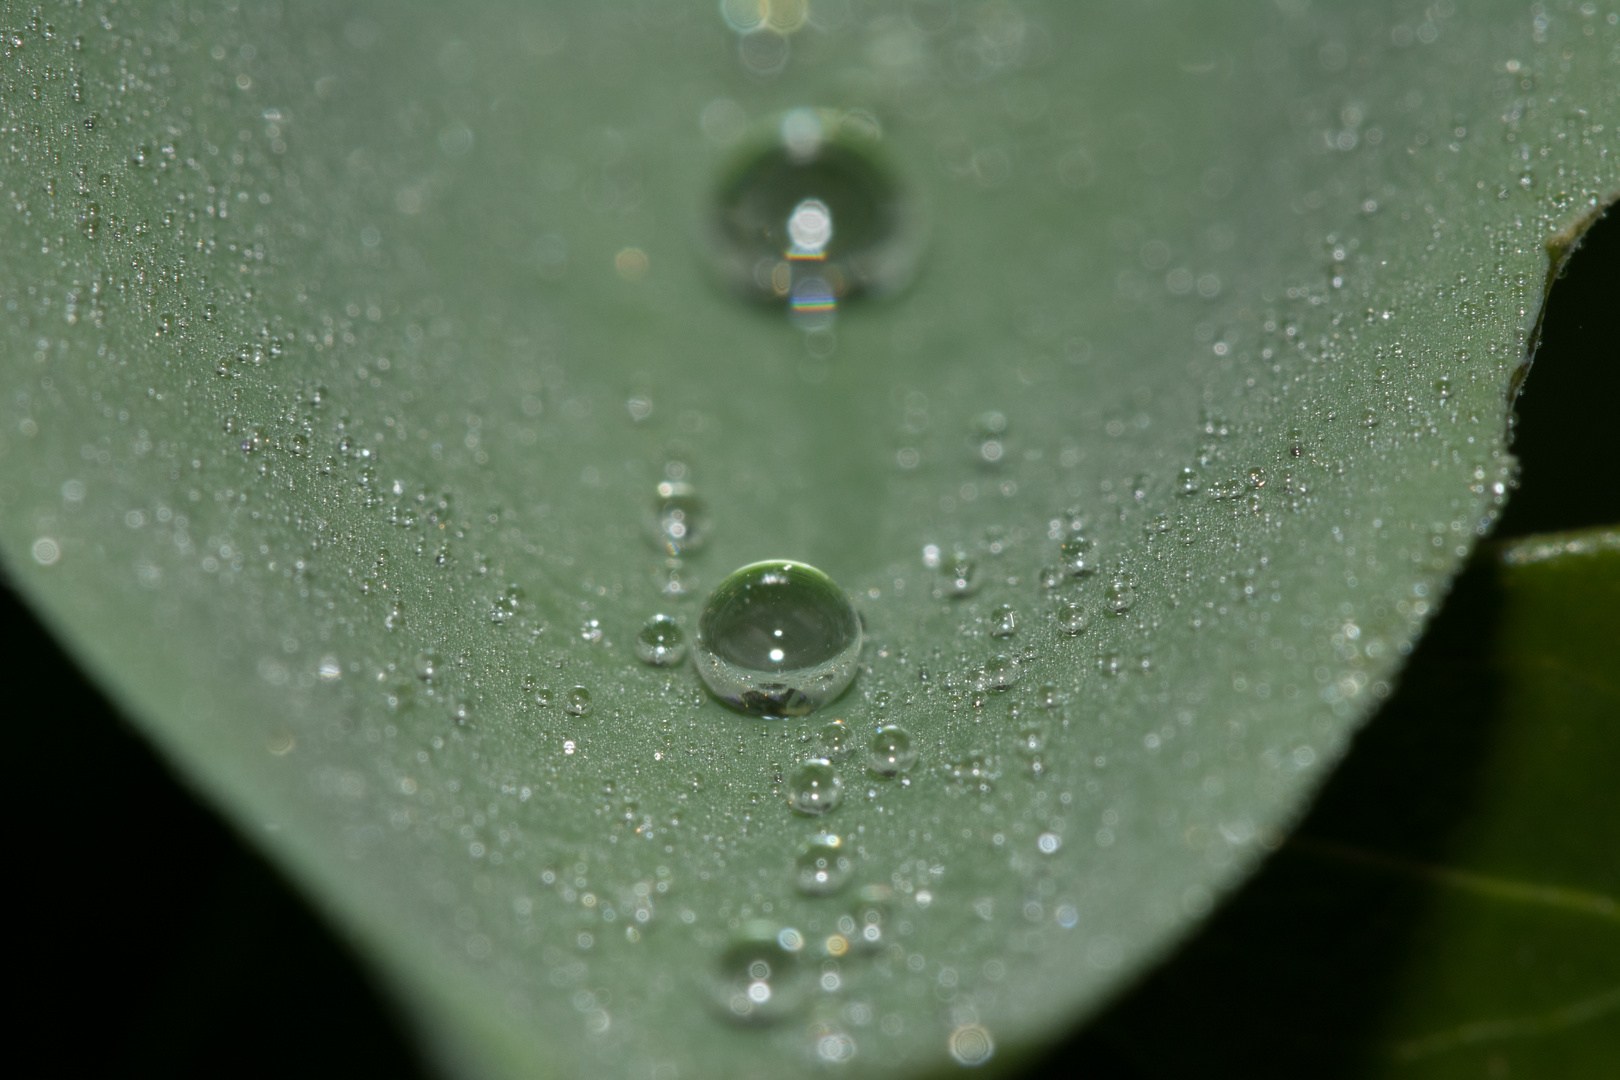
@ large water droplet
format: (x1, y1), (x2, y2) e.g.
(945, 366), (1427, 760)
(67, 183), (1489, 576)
(565, 686), (592, 717)
(694, 560), (861, 717)
(787, 759), (845, 815)
(704, 108), (922, 313)
(710, 921), (807, 1025)
(988, 604), (1018, 638)
(866, 724), (918, 776)
(635, 614), (688, 666)
(794, 833), (853, 896)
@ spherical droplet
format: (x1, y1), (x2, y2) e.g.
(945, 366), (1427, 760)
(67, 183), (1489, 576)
(1059, 536), (1097, 576)
(988, 604), (1018, 639)
(1175, 466), (1201, 496)
(1104, 578), (1136, 614)
(710, 921), (807, 1025)
(787, 759), (845, 815)
(635, 614), (688, 666)
(704, 108), (922, 308)
(647, 481), (709, 556)
(866, 724), (918, 777)
(565, 686), (592, 717)
(980, 654), (1021, 691)
(816, 718), (854, 762)
(1057, 602), (1089, 636)
(794, 834), (853, 896)
(694, 560), (862, 717)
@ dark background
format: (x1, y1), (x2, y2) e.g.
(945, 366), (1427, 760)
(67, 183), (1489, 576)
(7, 210), (1616, 1077)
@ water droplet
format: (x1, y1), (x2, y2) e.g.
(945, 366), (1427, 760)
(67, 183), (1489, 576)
(1038, 566), (1063, 590)
(980, 654), (1021, 691)
(635, 614), (688, 666)
(565, 686), (592, 717)
(866, 724), (918, 776)
(843, 885), (893, 952)
(705, 108), (922, 315)
(988, 604), (1018, 638)
(794, 833), (853, 896)
(648, 481), (709, 556)
(1057, 602), (1089, 636)
(787, 759), (845, 815)
(1059, 536), (1097, 576)
(816, 718), (854, 762)
(1104, 578), (1136, 614)
(949, 1024), (995, 1067)
(941, 552), (980, 597)
(412, 649), (441, 684)
(694, 560), (862, 717)
(1174, 466), (1201, 496)
(710, 921), (807, 1025)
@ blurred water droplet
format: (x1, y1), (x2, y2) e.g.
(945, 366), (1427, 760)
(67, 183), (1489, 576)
(1174, 466), (1201, 496)
(705, 107), (922, 315)
(1059, 536), (1097, 576)
(412, 649), (441, 684)
(787, 759), (845, 815)
(941, 552), (980, 597)
(866, 724), (918, 776)
(794, 833), (853, 896)
(648, 481), (710, 556)
(635, 614), (688, 666)
(710, 921), (807, 1025)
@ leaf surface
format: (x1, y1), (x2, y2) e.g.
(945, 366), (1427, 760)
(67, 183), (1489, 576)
(1, 3), (1615, 1076)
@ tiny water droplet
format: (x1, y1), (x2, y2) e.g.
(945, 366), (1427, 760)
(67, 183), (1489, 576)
(988, 604), (1018, 638)
(1038, 566), (1063, 590)
(694, 560), (862, 717)
(1057, 602), (1089, 635)
(635, 614), (688, 666)
(794, 834), (853, 896)
(866, 724), (918, 776)
(787, 759), (845, 815)
(565, 686), (592, 717)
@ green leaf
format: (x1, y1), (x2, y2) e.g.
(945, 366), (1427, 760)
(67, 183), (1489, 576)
(1, 3), (1615, 1076)
(1080, 527), (1620, 1077)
